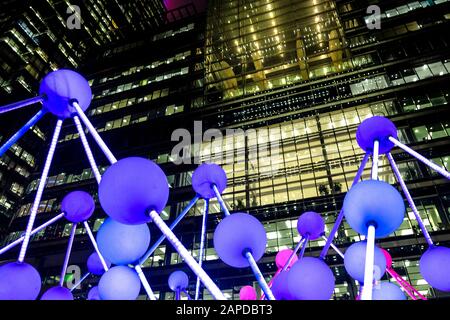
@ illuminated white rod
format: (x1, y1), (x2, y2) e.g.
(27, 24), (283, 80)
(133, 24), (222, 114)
(281, 237), (304, 272)
(371, 140), (379, 180)
(321, 236), (344, 259)
(70, 272), (90, 292)
(73, 116), (102, 184)
(0, 109), (47, 157)
(195, 199), (209, 300)
(18, 120), (63, 263)
(389, 136), (450, 180)
(60, 224), (77, 287)
(361, 224), (376, 300)
(212, 184), (230, 216)
(0, 213), (64, 256)
(72, 101), (117, 164)
(387, 153), (433, 246)
(245, 250), (276, 300)
(148, 210), (226, 300)
(0, 95), (43, 114)
(135, 265), (156, 300)
(83, 221), (109, 271)
(139, 195), (200, 266)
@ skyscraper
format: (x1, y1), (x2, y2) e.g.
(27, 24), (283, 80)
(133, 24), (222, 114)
(1, 0), (449, 300)
(0, 0), (165, 241)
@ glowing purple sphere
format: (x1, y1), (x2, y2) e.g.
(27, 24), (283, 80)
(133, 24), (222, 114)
(61, 190), (95, 223)
(420, 246), (450, 292)
(192, 163), (227, 199)
(87, 286), (100, 300)
(98, 157), (169, 225)
(356, 116), (398, 154)
(271, 271), (292, 300)
(87, 252), (111, 276)
(372, 282), (406, 300)
(0, 262), (41, 300)
(39, 69), (92, 118)
(297, 211), (325, 240)
(96, 218), (150, 265)
(344, 241), (387, 282)
(213, 213), (267, 268)
(288, 257), (335, 300)
(41, 286), (73, 300)
(168, 270), (189, 291)
(343, 180), (405, 238)
(98, 266), (141, 300)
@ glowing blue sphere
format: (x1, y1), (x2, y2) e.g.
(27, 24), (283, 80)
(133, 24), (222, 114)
(288, 257), (335, 300)
(0, 262), (41, 300)
(168, 270), (189, 291)
(41, 286), (73, 300)
(271, 271), (292, 300)
(87, 252), (111, 276)
(356, 116), (398, 154)
(39, 69), (92, 118)
(96, 218), (150, 265)
(213, 213), (267, 268)
(98, 157), (169, 225)
(87, 286), (100, 300)
(61, 191), (95, 223)
(372, 282), (406, 300)
(344, 241), (386, 282)
(98, 266), (141, 300)
(297, 211), (325, 240)
(420, 246), (450, 292)
(343, 180), (405, 238)
(192, 163), (227, 199)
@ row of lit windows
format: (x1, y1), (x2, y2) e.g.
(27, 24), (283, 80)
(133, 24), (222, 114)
(95, 50), (190, 86)
(88, 87), (170, 116)
(93, 66), (189, 99)
(61, 103), (184, 143)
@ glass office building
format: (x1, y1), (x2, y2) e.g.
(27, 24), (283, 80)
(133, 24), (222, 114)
(0, 0), (449, 300)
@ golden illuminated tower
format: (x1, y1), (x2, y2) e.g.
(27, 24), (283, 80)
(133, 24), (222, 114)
(205, 0), (349, 101)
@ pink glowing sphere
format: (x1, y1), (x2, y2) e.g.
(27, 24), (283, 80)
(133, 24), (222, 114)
(275, 249), (298, 270)
(239, 286), (257, 300)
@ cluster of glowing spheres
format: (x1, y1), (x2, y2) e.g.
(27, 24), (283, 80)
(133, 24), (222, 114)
(0, 262), (41, 300)
(61, 190), (95, 223)
(96, 218), (150, 265)
(98, 157), (169, 225)
(344, 241), (387, 282)
(239, 286), (257, 300)
(420, 246), (450, 292)
(356, 116), (398, 154)
(297, 211), (325, 240)
(168, 270), (189, 291)
(87, 252), (111, 276)
(39, 69), (92, 119)
(41, 286), (73, 300)
(213, 213), (267, 268)
(343, 180), (405, 238)
(98, 266), (141, 300)
(192, 163), (227, 199)
(288, 257), (335, 300)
